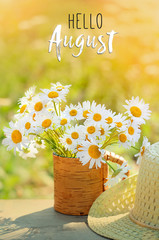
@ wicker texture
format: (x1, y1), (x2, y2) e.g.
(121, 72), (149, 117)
(88, 142), (159, 240)
(104, 150), (130, 177)
(130, 143), (159, 229)
(53, 151), (128, 216)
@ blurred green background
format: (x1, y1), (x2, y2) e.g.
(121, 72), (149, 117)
(0, 0), (159, 199)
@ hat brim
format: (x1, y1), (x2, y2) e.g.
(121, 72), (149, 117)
(88, 174), (159, 240)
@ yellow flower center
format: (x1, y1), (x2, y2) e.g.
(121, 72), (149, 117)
(66, 138), (72, 145)
(128, 126), (135, 135)
(83, 110), (89, 118)
(93, 113), (102, 122)
(34, 102), (43, 111)
(119, 134), (127, 143)
(42, 119), (52, 128)
(25, 122), (31, 130)
(88, 145), (101, 159)
(60, 118), (67, 126)
(116, 122), (123, 128)
(11, 130), (22, 144)
(56, 86), (64, 91)
(70, 109), (77, 116)
(20, 104), (27, 114)
(100, 127), (105, 136)
(71, 132), (79, 139)
(48, 91), (59, 98)
(32, 113), (36, 121)
(87, 126), (96, 134)
(106, 117), (113, 124)
(130, 106), (142, 117)
(141, 146), (145, 156)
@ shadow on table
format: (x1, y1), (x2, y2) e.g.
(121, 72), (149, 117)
(0, 208), (87, 240)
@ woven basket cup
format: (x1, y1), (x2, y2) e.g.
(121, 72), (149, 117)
(53, 151), (129, 216)
(129, 143), (159, 229)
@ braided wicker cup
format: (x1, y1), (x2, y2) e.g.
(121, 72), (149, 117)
(53, 151), (129, 216)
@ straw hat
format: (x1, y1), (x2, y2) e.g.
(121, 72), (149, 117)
(88, 142), (159, 240)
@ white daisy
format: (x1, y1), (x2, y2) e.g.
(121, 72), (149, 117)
(126, 121), (141, 145)
(33, 139), (46, 149)
(28, 94), (49, 115)
(18, 142), (38, 160)
(53, 114), (71, 129)
(114, 113), (128, 132)
(123, 96), (151, 124)
(41, 87), (66, 103)
(104, 109), (116, 128)
(61, 125), (85, 152)
(63, 104), (83, 121)
(86, 104), (107, 127)
(135, 137), (150, 165)
(18, 86), (36, 105)
(118, 132), (131, 149)
(84, 121), (101, 140)
(98, 124), (111, 141)
(77, 140), (105, 169)
(60, 135), (76, 151)
(105, 162), (130, 188)
(35, 112), (55, 133)
(51, 82), (71, 94)
(20, 114), (37, 136)
(81, 100), (97, 119)
(2, 121), (29, 154)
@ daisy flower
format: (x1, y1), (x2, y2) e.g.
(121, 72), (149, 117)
(51, 82), (71, 94)
(35, 112), (55, 133)
(114, 113), (128, 132)
(118, 132), (131, 149)
(98, 124), (111, 141)
(81, 100), (97, 119)
(18, 142), (38, 160)
(126, 121), (141, 145)
(60, 135), (77, 151)
(105, 162), (130, 188)
(123, 96), (151, 124)
(33, 139), (46, 149)
(28, 94), (49, 116)
(20, 114), (37, 136)
(105, 109), (116, 128)
(2, 121), (29, 154)
(41, 86), (66, 103)
(53, 114), (71, 129)
(84, 121), (101, 140)
(17, 103), (28, 116)
(86, 103), (107, 127)
(61, 125), (85, 152)
(63, 104), (83, 121)
(18, 86), (36, 105)
(135, 137), (150, 165)
(77, 140), (105, 168)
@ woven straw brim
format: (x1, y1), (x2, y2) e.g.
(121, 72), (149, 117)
(88, 175), (159, 240)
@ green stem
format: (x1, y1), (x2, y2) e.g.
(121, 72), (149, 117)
(101, 133), (118, 149)
(53, 102), (58, 116)
(29, 133), (52, 145)
(103, 159), (116, 172)
(131, 146), (140, 151)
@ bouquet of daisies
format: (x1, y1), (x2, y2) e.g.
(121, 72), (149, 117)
(2, 82), (151, 187)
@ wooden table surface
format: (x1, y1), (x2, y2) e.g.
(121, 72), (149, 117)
(0, 200), (109, 240)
